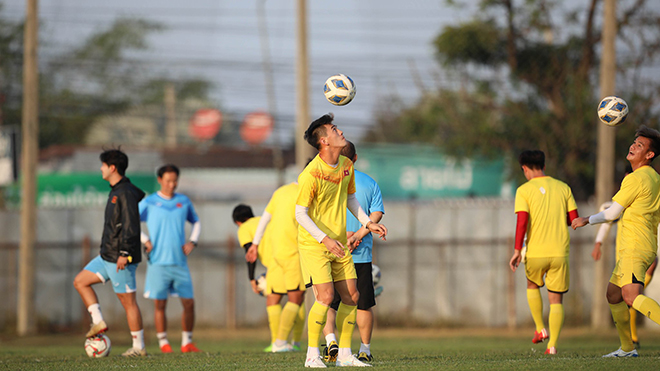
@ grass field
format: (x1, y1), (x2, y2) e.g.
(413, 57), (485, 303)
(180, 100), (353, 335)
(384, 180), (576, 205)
(1, 327), (659, 370)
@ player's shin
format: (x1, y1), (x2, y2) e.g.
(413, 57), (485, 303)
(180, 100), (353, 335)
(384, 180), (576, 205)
(632, 294), (660, 326)
(610, 301), (635, 352)
(336, 303), (357, 350)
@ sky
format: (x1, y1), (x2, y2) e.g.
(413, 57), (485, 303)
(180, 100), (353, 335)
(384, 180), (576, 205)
(4, 0), (476, 146)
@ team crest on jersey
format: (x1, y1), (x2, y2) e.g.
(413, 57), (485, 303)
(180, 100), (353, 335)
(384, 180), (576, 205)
(344, 169), (349, 176)
(111, 196), (117, 204)
(177, 203), (183, 208)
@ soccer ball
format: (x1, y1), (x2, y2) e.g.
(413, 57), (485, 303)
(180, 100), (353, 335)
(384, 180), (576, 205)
(598, 96), (629, 127)
(85, 334), (111, 358)
(324, 74), (356, 106)
(256, 273), (267, 296)
(372, 264), (381, 286)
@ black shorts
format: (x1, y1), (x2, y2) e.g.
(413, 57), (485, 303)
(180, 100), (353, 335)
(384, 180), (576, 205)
(330, 262), (376, 311)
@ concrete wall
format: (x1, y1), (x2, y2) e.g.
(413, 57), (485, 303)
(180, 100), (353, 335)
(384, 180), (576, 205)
(2, 199), (659, 332)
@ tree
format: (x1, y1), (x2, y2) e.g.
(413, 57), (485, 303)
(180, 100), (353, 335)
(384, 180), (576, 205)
(364, 0), (660, 200)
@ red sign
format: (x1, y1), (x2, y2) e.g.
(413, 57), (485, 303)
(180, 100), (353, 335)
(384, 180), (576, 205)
(240, 111), (274, 145)
(189, 109), (222, 140)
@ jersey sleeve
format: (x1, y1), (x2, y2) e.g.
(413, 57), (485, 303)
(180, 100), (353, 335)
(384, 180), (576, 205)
(566, 186), (577, 212)
(237, 224), (254, 247)
(369, 180), (385, 214)
(514, 187), (529, 214)
(186, 200), (200, 223)
(138, 198), (148, 221)
(612, 173), (641, 208)
(296, 170), (317, 208)
(347, 162), (356, 195)
(265, 191), (276, 214)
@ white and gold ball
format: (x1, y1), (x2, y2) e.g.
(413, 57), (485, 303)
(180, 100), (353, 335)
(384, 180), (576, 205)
(324, 74), (356, 106)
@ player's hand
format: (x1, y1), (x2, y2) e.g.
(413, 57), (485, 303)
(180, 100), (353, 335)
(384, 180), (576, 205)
(182, 241), (195, 256)
(347, 234), (362, 252)
(592, 243), (602, 261)
(250, 279), (260, 295)
(509, 250), (522, 272)
(322, 236), (346, 258)
(117, 256), (128, 271)
(144, 240), (153, 254)
(571, 216), (589, 230)
(368, 223), (388, 241)
(246, 244), (258, 263)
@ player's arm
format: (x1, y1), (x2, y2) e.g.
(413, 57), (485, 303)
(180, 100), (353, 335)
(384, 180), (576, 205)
(349, 211), (384, 249)
(571, 202), (624, 230)
(592, 222), (612, 261)
(248, 211), (272, 263)
(295, 204), (349, 258)
(509, 211), (529, 272)
(242, 242), (258, 282)
(347, 194), (387, 240)
(567, 209), (579, 226)
(138, 199), (152, 253)
(116, 191), (142, 271)
(183, 220), (201, 256)
(141, 232), (153, 254)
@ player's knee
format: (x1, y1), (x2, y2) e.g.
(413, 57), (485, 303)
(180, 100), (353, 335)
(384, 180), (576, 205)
(316, 291), (334, 306)
(622, 292), (637, 307)
(181, 299), (194, 311)
(350, 290), (360, 305)
(155, 300), (167, 311)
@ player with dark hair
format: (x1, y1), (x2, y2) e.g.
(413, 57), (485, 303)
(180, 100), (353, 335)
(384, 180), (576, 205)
(232, 204), (288, 352)
(509, 150), (579, 355)
(573, 125), (660, 357)
(73, 148), (147, 357)
(297, 113), (387, 368)
(322, 140), (384, 364)
(139, 164), (202, 353)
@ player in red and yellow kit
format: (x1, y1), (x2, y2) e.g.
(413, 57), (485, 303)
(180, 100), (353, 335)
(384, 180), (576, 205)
(573, 126), (660, 358)
(509, 150), (579, 355)
(296, 113), (387, 368)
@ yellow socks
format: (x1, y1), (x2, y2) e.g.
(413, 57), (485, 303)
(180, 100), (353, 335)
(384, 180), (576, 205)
(336, 303), (357, 349)
(526, 289), (545, 331)
(307, 301), (329, 348)
(266, 304), (282, 345)
(292, 303), (306, 343)
(630, 308), (638, 343)
(276, 302), (300, 343)
(547, 304), (564, 348)
(632, 294), (660, 326)
(610, 301), (634, 352)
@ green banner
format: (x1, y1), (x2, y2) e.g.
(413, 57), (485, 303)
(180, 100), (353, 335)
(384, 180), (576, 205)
(356, 144), (509, 199)
(5, 173), (157, 208)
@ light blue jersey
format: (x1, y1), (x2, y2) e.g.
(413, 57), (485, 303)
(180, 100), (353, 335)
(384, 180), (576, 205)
(139, 193), (199, 266)
(347, 170), (385, 263)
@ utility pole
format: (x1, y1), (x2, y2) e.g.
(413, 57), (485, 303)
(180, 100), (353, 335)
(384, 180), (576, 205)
(592, 0), (617, 329)
(257, 0), (285, 186)
(295, 0), (314, 169)
(164, 82), (177, 147)
(18, 0), (39, 336)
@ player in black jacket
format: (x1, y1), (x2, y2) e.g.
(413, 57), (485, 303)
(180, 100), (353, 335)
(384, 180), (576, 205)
(73, 149), (147, 357)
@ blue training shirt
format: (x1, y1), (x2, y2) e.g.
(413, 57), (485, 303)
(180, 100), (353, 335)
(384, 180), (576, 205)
(139, 193), (199, 266)
(347, 170), (385, 263)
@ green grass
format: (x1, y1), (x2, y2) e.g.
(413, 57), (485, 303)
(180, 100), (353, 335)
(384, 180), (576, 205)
(1, 328), (659, 370)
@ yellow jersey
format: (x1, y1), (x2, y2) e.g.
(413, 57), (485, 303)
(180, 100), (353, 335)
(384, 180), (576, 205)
(514, 176), (577, 258)
(296, 154), (356, 250)
(612, 165), (660, 254)
(237, 216), (273, 268)
(265, 182), (300, 260)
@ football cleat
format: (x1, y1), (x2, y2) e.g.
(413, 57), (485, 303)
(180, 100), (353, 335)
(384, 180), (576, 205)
(323, 341), (339, 362)
(305, 355), (328, 368)
(263, 344), (273, 352)
(633, 341), (640, 349)
(336, 354), (372, 367)
(121, 347), (147, 357)
(85, 320), (108, 338)
(357, 352), (373, 363)
(160, 343), (173, 353)
(544, 347), (557, 355)
(181, 343), (201, 353)
(272, 342), (293, 353)
(532, 328), (548, 344)
(292, 343), (302, 352)
(602, 348), (639, 358)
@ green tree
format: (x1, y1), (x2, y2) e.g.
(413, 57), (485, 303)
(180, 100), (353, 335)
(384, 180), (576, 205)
(365, 0), (660, 200)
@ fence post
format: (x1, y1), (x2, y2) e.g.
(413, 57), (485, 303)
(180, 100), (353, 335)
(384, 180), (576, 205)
(80, 235), (91, 330)
(226, 236), (237, 329)
(507, 237), (516, 330)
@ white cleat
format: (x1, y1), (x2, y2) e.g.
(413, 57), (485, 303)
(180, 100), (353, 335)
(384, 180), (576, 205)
(304, 355), (327, 368)
(272, 342), (293, 353)
(336, 354), (373, 367)
(602, 347), (639, 358)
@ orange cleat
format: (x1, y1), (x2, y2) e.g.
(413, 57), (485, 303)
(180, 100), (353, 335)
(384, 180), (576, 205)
(181, 343), (201, 353)
(532, 329), (548, 344)
(160, 344), (173, 353)
(545, 347), (557, 355)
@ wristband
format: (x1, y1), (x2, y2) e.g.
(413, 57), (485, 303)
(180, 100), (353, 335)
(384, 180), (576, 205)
(191, 241), (198, 247)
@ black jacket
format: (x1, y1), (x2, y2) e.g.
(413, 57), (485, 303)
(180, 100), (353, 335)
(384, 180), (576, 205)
(100, 177), (145, 264)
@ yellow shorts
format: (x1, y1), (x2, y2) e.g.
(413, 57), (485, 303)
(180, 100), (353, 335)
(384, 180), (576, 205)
(266, 262), (286, 295)
(610, 248), (657, 287)
(524, 256), (569, 293)
(274, 255), (306, 292)
(299, 247), (357, 287)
